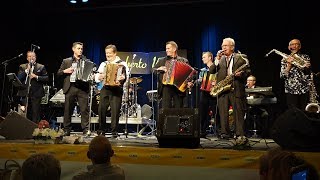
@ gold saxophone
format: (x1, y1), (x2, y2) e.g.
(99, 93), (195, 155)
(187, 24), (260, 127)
(305, 72), (320, 113)
(265, 49), (308, 69)
(210, 52), (249, 97)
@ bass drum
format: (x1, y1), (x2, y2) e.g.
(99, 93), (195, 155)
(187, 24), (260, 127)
(91, 93), (100, 117)
(91, 92), (111, 117)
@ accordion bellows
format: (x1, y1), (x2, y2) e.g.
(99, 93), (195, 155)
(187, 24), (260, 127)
(200, 72), (216, 92)
(162, 60), (196, 92)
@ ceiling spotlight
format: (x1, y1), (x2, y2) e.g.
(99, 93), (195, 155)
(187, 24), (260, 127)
(82, 0), (88, 2)
(70, 0), (77, 3)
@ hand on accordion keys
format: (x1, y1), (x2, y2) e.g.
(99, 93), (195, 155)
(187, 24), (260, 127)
(157, 66), (167, 72)
(63, 67), (75, 74)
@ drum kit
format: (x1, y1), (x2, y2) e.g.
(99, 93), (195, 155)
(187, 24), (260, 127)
(121, 77), (143, 118)
(91, 76), (144, 118)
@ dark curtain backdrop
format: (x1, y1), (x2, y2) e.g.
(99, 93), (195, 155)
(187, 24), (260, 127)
(1, 0), (319, 118)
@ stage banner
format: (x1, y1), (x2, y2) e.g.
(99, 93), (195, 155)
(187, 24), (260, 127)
(117, 50), (187, 75)
(117, 52), (149, 74)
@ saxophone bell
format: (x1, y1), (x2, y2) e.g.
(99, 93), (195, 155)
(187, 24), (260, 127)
(305, 73), (320, 113)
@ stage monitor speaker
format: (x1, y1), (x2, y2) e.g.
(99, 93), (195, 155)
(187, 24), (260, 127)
(271, 107), (320, 151)
(156, 108), (200, 148)
(0, 111), (37, 140)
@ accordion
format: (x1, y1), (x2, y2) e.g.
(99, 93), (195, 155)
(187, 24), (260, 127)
(162, 60), (196, 92)
(200, 71), (216, 92)
(104, 63), (124, 86)
(75, 60), (95, 82)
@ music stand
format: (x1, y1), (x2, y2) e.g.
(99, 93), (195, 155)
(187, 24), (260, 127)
(6, 73), (22, 88)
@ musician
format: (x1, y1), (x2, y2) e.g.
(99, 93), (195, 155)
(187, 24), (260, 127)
(245, 75), (269, 137)
(209, 37), (251, 139)
(95, 44), (127, 138)
(198, 51), (219, 138)
(280, 39), (311, 110)
(153, 41), (192, 108)
(17, 51), (48, 123)
(57, 42), (90, 136)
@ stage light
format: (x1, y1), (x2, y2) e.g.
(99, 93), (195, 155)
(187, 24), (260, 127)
(82, 0), (88, 2)
(70, 0), (77, 3)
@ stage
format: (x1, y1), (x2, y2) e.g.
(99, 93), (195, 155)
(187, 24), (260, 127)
(1, 134), (320, 180)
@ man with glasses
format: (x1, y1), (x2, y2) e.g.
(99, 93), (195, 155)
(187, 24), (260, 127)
(209, 37), (251, 139)
(280, 39), (311, 110)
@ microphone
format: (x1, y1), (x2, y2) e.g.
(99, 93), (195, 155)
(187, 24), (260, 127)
(133, 54), (136, 60)
(217, 50), (225, 54)
(31, 44), (40, 50)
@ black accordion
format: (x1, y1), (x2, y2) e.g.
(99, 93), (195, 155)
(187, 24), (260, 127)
(75, 60), (96, 82)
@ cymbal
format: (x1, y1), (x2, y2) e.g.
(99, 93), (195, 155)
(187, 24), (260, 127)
(129, 77), (143, 84)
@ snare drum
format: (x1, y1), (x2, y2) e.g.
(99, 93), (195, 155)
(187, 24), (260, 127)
(146, 90), (158, 102)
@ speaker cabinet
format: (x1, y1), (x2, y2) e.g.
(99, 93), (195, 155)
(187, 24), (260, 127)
(156, 108), (200, 148)
(0, 111), (37, 140)
(271, 107), (320, 151)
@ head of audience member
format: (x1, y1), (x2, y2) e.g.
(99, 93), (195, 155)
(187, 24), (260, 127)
(87, 135), (114, 165)
(288, 39), (301, 54)
(166, 41), (178, 58)
(221, 37), (235, 57)
(246, 75), (256, 88)
(259, 147), (319, 180)
(72, 42), (83, 59)
(202, 51), (213, 67)
(27, 51), (36, 64)
(105, 44), (117, 62)
(22, 153), (61, 180)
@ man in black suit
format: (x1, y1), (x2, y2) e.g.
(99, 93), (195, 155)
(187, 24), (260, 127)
(153, 41), (192, 108)
(17, 51), (48, 123)
(209, 37), (251, 139)
(57, 42), (91, 136)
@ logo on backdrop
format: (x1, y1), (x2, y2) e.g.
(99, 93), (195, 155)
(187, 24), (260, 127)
(117, 50), (187, 74)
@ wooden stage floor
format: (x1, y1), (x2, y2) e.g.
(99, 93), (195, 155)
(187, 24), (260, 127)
(0, 134), (319, 172)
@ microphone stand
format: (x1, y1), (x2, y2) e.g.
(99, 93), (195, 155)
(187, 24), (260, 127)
(124, 56), (135, 138)
(24, 61), (34, 119)
(0, 53), (23, 115)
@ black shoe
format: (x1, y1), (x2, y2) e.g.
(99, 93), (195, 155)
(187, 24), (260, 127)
(200, 133), (208, 138)
(83, 129), (90, 136)
(97, 130), (106, 136)
(112, 132), (119, 138)
(219, 134), (230, 140)
(63, 129), (71, 136)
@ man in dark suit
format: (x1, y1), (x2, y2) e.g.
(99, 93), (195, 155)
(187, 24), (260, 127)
(153, 41), (192, 108)
(17, 51), (48, 123)
(209, 37), (251, 139)
(57, 42), (91, 136)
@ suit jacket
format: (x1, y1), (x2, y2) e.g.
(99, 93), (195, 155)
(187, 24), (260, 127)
(152, 56), (189, 98)
(17, 62), (48, 98)
(57, 56), (90, 94)
(209, 53), (251, 98)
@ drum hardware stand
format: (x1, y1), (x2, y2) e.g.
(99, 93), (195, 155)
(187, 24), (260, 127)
(84, 70), (96, 137)
(0, 53), (23, 115)
(137, 71), (156, 137)
(123, 54), (136, 138)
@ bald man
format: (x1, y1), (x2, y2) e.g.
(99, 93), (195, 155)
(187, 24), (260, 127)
(72, 136), (125, 180)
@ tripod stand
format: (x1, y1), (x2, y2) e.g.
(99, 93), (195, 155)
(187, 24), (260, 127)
(0, 53), (23, 115)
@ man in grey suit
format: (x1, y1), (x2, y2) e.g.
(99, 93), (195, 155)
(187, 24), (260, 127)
(209, 37), (251, 139)
(57, 42), (90, 136)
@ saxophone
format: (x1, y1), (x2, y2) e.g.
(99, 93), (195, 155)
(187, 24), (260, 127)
(265, 49), (308, 69)
(305, 72), (320, 113)
(210, 52), (249, 97)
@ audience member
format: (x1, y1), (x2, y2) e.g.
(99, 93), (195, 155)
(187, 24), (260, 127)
(22, 153), (61, 180)
(72, 135), (125, 180)
(259, 147), (319, 180)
